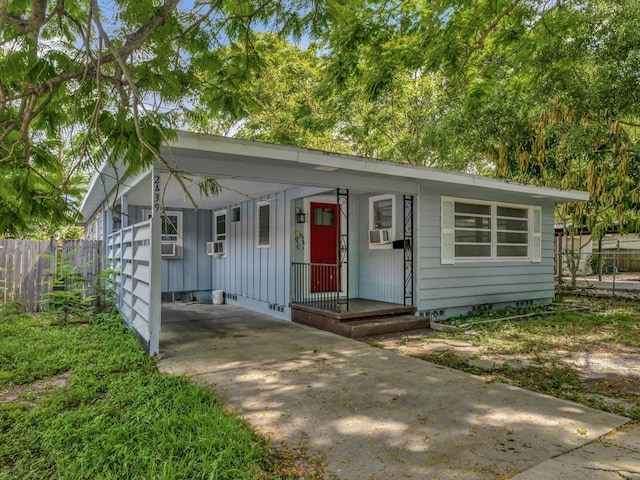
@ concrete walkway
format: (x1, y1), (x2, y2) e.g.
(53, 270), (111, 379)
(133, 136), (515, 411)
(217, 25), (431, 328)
(158, 303), (635, 479)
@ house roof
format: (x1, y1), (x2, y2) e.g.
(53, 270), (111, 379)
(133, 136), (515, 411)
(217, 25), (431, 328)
(80, 131), (589, 220)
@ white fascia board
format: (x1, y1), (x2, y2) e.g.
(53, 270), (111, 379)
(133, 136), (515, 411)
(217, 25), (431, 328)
(168, 132), (300, 163)
(79, 161), (118, 220)
(79, 170), (103, 215)
(79, 161), (151, 220)
(104, 169), (150, 206)
(169, 131), (589, 204)
(468, 176), (589, 202)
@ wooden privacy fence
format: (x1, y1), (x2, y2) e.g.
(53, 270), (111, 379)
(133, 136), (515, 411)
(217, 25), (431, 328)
(0, 239), (102, 312)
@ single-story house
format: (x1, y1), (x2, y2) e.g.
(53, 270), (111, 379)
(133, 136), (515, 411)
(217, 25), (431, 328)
(80, 132), (588, 355)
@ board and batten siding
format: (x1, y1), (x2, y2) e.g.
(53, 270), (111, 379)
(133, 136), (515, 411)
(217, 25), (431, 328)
(211, 191), (291, 316)
(130, 206), (213, 295)
(416, 182), (556, 318)
(356, 193), (405, 304)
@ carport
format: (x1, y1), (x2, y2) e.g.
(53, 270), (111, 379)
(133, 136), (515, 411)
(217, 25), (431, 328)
(158, 302), (628, 479)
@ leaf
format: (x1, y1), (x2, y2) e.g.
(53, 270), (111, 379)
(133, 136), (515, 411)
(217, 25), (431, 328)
(198, 178), (221, 197)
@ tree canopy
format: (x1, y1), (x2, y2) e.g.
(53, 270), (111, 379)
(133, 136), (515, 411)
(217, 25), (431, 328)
(0, 0), (326, 236)
(317, 0), (640, 236)
(2, 0), (639, 238)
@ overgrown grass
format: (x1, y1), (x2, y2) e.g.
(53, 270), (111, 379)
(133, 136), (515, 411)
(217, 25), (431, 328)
(429, 300), (640, 356)
(419, 297), (640, 421)
(0, 305), (280, 479)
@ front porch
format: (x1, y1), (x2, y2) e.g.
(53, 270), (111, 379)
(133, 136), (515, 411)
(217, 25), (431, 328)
(290, 299), (427, 338)
(289, 189), (419, 338)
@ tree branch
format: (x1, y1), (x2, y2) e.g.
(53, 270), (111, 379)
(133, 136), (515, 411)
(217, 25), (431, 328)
(475, 0), (522, 51)
(5, 0), (181, 103)
(91, 0), (200, 210)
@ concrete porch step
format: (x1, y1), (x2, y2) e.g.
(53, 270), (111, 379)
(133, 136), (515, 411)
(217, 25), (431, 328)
(348, 315), (430, 338)
(290, 300), (415, 321)
(291, 308), (429, 338)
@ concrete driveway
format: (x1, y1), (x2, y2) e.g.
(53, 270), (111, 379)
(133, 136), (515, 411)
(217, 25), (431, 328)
(158, 303), (630, 479)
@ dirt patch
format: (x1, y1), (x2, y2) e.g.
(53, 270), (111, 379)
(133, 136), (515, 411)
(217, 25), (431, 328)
(0, 372), (70, 404)
(360, 331), (640, 403)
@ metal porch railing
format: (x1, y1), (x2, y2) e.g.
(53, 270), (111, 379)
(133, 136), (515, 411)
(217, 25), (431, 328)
(291, 262), (343, 312)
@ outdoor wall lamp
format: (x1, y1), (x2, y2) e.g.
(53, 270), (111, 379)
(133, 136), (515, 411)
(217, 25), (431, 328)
(296, 208), (306, 224)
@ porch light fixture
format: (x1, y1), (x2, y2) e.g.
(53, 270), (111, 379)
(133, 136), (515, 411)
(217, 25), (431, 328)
(295, 208), (306, 224)
(112, 215), (121, 230)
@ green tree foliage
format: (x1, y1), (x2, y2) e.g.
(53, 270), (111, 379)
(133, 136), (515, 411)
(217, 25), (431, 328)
(188, 33), (353, 153)
(40, 247), (95, 323)
(190, 32), (482, 170)
(3, 0), (639, 240)
(0, 0), (328, 236)
(316, 0), (640, 235)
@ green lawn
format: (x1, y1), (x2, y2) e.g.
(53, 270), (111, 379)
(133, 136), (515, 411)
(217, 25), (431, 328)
(0, 305), (280, 480)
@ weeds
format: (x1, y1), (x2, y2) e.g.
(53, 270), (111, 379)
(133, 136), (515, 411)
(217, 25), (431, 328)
(419, 349), (639, 420)
(0, 309), (279, 479)
(412, 296), (640, 421)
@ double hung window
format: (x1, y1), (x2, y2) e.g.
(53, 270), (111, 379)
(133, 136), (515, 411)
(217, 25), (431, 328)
(143, 209), (183, 246)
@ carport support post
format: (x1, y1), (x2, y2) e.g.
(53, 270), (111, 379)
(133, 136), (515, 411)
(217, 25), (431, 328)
(148, 169), (162, 356)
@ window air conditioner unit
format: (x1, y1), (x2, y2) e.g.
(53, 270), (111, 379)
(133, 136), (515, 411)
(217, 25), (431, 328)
(206, 241), (226, 256)
(161, 242), (178, 257)
(369, 229), (391, 245)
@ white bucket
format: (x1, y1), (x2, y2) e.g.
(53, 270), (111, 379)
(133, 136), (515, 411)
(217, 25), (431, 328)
(212, 290), (224, 305)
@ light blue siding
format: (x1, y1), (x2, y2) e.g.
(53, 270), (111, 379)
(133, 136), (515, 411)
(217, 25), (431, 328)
(356, 194), (406, 304)
(129, 206), (213, 295)
(416, 182), (556, 317)
(211, 193), (290, 313)
(129, 178), (557, 320)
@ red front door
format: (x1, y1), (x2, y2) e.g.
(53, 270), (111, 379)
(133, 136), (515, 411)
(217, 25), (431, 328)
(310, 202), (339, 292)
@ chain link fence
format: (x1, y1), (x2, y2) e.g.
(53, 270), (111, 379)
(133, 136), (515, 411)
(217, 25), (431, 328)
(555, 250), (640, 298)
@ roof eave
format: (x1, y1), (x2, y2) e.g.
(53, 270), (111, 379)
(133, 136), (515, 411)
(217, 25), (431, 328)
(168, 132), (590, 204)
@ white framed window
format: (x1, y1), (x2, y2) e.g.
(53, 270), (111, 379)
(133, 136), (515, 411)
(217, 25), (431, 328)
(441, 197), (541, 264)
(368, 194), (395, 248)
(231, 206), (241, 223)
(143, 209), (183, 246)
(211, 209), (228, 257)
(257, 201), (270, 248)
(214, 210), (227, 242)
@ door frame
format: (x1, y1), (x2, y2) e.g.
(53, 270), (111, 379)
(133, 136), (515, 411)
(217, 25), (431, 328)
(302, 194), (348, 297)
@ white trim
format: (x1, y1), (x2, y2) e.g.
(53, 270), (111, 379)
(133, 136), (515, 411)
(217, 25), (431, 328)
(214, 209), (228, 257)
(82, 133), (587, 221)
(302, 194), (347, 297)
(368, 194), (395, 249)
(214, 209), (227, 241)
(441, 197), (455, 264)
(142, 209), (183, 248)
(167, 132), (589, 202)
(256, 201), (271, 248)
(442, 196), (540, 264)
(531, 207), (542, 263)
